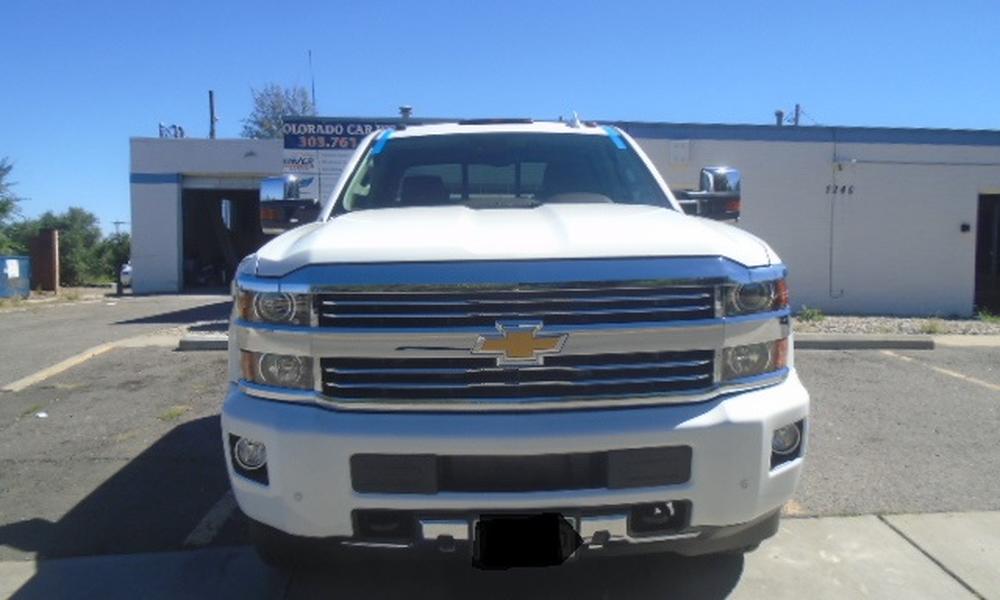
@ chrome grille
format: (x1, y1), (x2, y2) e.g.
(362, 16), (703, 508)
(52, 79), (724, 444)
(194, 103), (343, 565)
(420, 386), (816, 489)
(315, 284), (716, 328)
(320, 350), (715, 402)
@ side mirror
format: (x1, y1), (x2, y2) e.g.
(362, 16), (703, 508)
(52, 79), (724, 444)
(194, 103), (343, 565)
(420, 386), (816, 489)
(675, 167), (741, 222)
(259, 175), (321, 235)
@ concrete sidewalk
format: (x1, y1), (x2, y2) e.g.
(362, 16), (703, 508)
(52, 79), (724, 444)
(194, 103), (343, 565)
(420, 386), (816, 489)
(2, 512), (997, 599)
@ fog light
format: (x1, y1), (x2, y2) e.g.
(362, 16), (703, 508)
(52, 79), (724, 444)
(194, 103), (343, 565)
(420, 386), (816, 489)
(772, 423), (801, 456)
(234, 437), (267, 470)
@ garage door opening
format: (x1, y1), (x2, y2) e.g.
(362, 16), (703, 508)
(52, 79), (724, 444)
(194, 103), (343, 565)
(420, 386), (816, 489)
(182, 188), (263, 290)
(975, 194), (1000, 312)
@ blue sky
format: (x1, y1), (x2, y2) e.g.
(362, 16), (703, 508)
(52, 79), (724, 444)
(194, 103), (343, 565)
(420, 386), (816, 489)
(2, 0), (998, 234)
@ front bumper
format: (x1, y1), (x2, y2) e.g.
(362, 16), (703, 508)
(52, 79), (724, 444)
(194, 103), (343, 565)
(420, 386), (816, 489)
(222, 372), (808, 552)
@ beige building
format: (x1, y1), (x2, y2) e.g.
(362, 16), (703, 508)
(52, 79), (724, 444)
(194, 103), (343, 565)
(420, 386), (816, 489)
(130, 120), (1000, 316)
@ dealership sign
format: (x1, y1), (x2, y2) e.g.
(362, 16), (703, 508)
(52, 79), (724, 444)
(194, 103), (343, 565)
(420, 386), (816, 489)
(282, 121), (389, 151)
(281, 117), (393, 202)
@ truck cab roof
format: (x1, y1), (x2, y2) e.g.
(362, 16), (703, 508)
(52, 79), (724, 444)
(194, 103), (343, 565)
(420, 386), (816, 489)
(387, 119), (613, 139)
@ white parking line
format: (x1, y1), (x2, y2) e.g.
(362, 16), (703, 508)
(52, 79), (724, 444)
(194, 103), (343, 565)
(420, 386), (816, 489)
(184, 491), (237, 547)
(0, 342), (117, 392)
(882, 350), (1000, 392)
(0, 333), (181, 392)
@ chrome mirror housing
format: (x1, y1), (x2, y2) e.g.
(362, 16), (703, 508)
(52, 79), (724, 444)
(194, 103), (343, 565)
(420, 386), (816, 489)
(676, 167), (741, 222)
(259, 175), (320, 235)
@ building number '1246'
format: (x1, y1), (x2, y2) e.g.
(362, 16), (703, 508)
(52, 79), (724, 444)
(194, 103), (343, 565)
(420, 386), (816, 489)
(825, 184), (855, 195)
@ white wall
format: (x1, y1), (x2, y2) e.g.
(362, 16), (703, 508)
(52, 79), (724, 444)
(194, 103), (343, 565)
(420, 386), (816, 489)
(130, 138), (282, 174)
(129, 180), (181, 293)
(129, 138), (282, 293)
(635, 136), (1000, 316)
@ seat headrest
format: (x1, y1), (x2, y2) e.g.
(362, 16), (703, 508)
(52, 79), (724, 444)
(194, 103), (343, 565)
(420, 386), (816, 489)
(400, 175), (449, 206)
(540, 161), (603, 198)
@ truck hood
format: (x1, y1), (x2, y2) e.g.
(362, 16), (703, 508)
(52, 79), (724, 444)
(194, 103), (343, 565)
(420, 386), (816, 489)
(254, 204), (775, 277)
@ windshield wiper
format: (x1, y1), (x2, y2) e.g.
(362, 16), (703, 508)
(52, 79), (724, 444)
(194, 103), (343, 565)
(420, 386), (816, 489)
(461, 197), (542, 209)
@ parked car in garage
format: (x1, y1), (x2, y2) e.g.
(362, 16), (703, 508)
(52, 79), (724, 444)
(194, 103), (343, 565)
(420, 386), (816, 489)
(119, 261), (132, 287)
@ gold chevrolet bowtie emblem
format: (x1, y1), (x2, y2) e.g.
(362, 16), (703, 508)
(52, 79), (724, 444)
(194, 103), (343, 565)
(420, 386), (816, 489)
(473, 322), (568, 366)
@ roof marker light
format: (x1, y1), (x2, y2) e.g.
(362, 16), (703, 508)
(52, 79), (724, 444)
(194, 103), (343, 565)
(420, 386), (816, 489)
(372, 129), (394, 155)
(602, 126), (627, 150)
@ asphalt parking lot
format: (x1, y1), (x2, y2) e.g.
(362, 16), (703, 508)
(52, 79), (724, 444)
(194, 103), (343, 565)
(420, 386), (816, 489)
(1, 299), (999, 598)
(0, 294), (229, 387)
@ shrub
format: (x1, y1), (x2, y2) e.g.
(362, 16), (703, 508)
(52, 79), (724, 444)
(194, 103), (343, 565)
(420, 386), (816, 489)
(977, 309), (1000, 324)
(919, 319), (946, 334)
(797, 306), (825, 323)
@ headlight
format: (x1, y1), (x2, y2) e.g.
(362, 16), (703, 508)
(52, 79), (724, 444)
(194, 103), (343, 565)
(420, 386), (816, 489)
(256, 292), (296, 322)
(236, 288), (311, 326)
(726, 279), (788, 316)
(241, 351), (313, 390)
(721, 338), (788, 381)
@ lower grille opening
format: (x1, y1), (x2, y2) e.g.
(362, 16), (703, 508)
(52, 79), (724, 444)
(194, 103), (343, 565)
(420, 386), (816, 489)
(353, 510), (417, 543)
(440, 454), (606, 492)
(351, 446), (692, 494)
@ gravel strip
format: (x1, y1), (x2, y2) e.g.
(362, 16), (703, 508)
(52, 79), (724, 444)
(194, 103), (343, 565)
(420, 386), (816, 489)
(793, 315), (1000, 335)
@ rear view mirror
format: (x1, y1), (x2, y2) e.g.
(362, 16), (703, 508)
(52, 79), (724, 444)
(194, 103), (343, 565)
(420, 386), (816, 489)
(675, 167), (741, 222)
(260, 175), (321, 235)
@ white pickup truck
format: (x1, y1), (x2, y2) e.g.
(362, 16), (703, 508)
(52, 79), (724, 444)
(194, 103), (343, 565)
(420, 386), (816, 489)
(224, 120), (809, 569)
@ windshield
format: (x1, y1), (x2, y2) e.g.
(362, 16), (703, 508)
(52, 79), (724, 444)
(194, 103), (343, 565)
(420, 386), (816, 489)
(336, 132), (671, 212)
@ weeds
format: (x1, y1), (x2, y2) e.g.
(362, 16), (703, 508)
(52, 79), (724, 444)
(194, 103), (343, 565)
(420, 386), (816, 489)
(978, 309), (1000, 324)
(158, 404), (193, 422)
(19, 404), (44, 419)
(919, 319), (946, 334)
(0, 297), (26, 310)
(797, 306), (825, 323)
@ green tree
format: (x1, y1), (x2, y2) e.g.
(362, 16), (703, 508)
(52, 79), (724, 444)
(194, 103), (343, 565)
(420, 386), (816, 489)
(0, 157), (23, 253)
(241, 83), (316, 139)
(9, 207), (103, 285)
(96, 232), (130, 279)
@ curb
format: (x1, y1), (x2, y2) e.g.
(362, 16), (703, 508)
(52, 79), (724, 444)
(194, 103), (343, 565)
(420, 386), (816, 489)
(177, 336), (228, 351)
(932, 334), (1000, 348)
(794, 334), (934, 350)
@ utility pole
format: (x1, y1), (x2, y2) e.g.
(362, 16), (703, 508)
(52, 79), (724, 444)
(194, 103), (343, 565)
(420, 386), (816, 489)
(308, 50), (317, 110)
(209, 90), (217, 139)
(111, 220), (128, 234)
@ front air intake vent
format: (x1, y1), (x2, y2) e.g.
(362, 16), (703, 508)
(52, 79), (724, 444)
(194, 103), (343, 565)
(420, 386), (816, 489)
(321, 350), (714, 403)
(316, 283), (716, 329)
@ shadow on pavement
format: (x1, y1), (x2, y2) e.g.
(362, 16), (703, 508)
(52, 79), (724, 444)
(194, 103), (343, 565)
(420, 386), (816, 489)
(285, 551), (744, 599)
(0, 416), (229, 559)
(114, 301), (231, 327)
(0, 413), (744, 599)
(187, 321), (229, 333)
(0, 416), (269, 598)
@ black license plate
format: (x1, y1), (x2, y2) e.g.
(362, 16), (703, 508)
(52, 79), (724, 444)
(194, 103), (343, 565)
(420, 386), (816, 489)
(472, 513), (582, 569)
